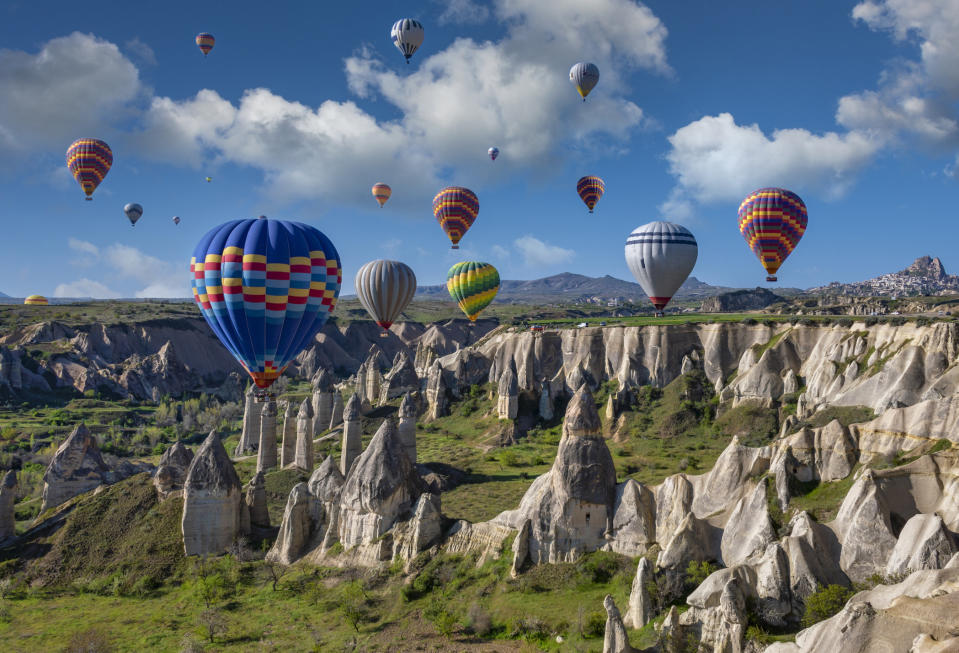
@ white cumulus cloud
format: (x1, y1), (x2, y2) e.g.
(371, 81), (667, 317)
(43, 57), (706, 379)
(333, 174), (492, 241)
(68, 238), (99, 257)
(54, 279), (119, 299)
(437, 0), (490, 25)
(514, 235), (574, 267)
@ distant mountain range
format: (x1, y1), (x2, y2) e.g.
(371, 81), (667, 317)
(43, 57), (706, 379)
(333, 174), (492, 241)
(416, 272), (743, 304)
(809, 256), (959, 297)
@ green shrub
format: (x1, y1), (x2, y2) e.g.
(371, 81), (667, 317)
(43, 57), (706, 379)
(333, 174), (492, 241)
(802, 584), (854, 627)
(582, 611), (606, 638)
(685, 560), (718, 587)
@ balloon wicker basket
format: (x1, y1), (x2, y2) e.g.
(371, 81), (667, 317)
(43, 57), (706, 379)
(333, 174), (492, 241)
(252, 389), (275, 403)
(655, 311), (665, 318)
(766, 275), (777, 283)
(379, 332), (388, 338)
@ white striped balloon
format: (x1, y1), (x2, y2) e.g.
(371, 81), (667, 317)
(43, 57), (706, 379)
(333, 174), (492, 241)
(624, 222), (698, 312)
(569, 62), (600, 100)
(355, 259), (417, 331)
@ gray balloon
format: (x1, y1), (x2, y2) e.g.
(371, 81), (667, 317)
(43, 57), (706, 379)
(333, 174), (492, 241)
(624, 221), (697, 312)
(123, 203), (143, 226)
(355, 259), (417, 332)
(569, 62), (600, 100)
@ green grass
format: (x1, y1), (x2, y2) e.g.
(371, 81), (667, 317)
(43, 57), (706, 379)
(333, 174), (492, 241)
(801, 405), (875, 429)
(788, 470), (860, 522)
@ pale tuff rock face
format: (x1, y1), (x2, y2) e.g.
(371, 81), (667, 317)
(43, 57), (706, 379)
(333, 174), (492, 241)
(624, 557), (654, 629)
(153, 441), (194, 499)
(41, 423), (110, 512)
(885, 514), (957, 577)
(337, 419), (425, 550)
(295, 397), (314, 472)
(497, 366), (518, 420)
(312, 367), (333, 392)
(680, 577), (747, 653)
(341, 394), (363, 476)
(328, 390), (343, 429)
(0, 469), (17, 540)
(266, 482), (314, 566)
(312, 369), (334, 435)
(834, 469), (900, 583)
(606, 479), (656, 557)
(182, 431), (242, 556)
(257, 399), (278, 473)
(280, 400), (297, 468)
(309, 455), (345, 503)
(391, 492), (443, 568)
(246, 470), (269, 528)
(397, 392), (418, 464)
(601, 595), (635, 653)
(236, 385), (264, 456)
(425, 360), (448, 421)
(656, 513), (716, 570)
(781, 511), (848, 603)
(776, 420), (857, 483)
(380, 351), (419, 405)
(720, 478), (777, 567)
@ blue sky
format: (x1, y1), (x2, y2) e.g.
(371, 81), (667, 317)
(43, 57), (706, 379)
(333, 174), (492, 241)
(0, 0), (957, 299)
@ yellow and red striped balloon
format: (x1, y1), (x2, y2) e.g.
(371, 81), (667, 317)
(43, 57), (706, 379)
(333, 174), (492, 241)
(372, 183), (391, 208)
(196, 33), (215, 56)
(738, 187), (807, 282)
(24, 295), (48, 306)
(66, 138), (112, 200)
(433, 186), (479, 249)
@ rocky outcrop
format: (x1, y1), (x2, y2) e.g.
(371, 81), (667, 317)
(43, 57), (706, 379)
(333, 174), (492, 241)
(602, 595), (636, 653)
(153, 441), (194, 499)
(294, 398), (314, 472)
(337, 419), (425, 551)
(341, 394), (362, 476)
(495, 387), (617, 564)
(356, 347), (387, 408)
(0, 470), (16, 540)
(776, 420), (857, 483)
(833, 469), (900, 583)
(886, 514), (957, 576)
(680, 577), (747, 653)
(624, 556), (654, 629)
(380, 351), (419, 404)
(267, 482), (314, 565)
(720, 479), (776, 567)
(781, 512), (848, 603)
(257, 399), (278, 472)
(182, 431), (242, 556)
(246, 471), (269, 528)
(701, 288), (784, 313)
(391, 493), (443, 566)
(497, 365), (518, 420)
(329, 390), (343, 429)
(236, 386), (263, 456)
(280, 400), (296, 468)
(425, 360), (448, 421)
(41, 424), (110, 512)
(538, 379), (554, 420)
(397, 392), (417, 464)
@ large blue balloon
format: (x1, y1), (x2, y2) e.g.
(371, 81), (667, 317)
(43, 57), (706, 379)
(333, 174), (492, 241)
(191, 217), (342, 390)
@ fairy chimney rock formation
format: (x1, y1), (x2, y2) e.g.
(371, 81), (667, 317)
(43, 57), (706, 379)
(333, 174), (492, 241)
(602, 595), (636, 653)
(312, 369), (334, 435)
(153, 441), (195, 499)
(295, 398), (315, 472)
(41, 423), (110, 512)
(0, 470), (17, 540)
(257, 398), (278, 472)
(280, 400), (297, 467)
(182, 431), (243, 556)
(426, 360), (449, 421)
(624, 556), (654, 629)
(398, 392), (418, 464)
(341, 393), (362, 476)
(497, 366), (519, 420)
(246, 470), (270, 528)
(329, 389), (344, 430)
(380, 351), (419, 404)
(236, 385), (264, 456)
(337, 419), (426, 549)
(361, 347), (386, 408)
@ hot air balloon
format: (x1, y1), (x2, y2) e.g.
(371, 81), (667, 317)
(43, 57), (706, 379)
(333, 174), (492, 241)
(577, 176), (605, 213)
(447, 261), (499, 322)
(488, 147), (499, 161)
(569, 62), (600, 101)
(355, 259), (416, 335)
(625, 222), (698, 316)
(196, 33), (215, 56)
(66, 138), (112, 200)
(191, 217), (342, 394)
(172, 216), (181, 225)
(738, 187), (807, 282)
(205, 177), (212, 183)
(433, 186), (479, 249)
(24, 295), (48, 306)
(372, 183), (392, 208)
(124, 203), (143, 226)
(391, 19), (424, 63)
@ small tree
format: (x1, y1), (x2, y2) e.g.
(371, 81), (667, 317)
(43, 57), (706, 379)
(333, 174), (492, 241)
(802, 584), (855, 627)
(197, 608), (228, 644)
(338, 581), (368, 633)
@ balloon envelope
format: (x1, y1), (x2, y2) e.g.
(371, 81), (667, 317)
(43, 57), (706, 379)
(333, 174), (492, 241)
(488, 147), (499, 161)
(447, 261), (499, 321)
(391, 19), (424, 62)
(355, 259), (416, 330)
(172, 216), (181, 225)
(569, 62), (600, 99)
(191, 218), (342, 390)
(433, 186), (479, 249)
(66, 138), (112, 199)
(24, 295), (48, 305)
(738, 188), (807, 281)
(625, 222), (698, 311)
(372, 183), (392, 207)
(124, 203), (143, 226)
(577, 176), (605, 213)
(196, 33), (215, 55)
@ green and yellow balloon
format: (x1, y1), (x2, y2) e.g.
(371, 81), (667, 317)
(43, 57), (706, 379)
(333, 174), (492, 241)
(447, 262), (500, 321)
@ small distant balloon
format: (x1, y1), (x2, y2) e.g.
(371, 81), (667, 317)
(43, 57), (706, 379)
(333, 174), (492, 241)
(433, 186), (479, 249)
(738, 187), (808, 282)
(24, 295), (48, 306)
(205, 176), (212, 183)
(569, 62), (600, 101)
(391, 19), (424, 63)
(172, 216), (181, 225)
(577, 176), (605, 213)
(196, 33), (215, 56)
(488, 147), (499, 161)
(66, 138), (112, 200)
(124, 203), (143, 226)
(372, 183), (392, 208)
